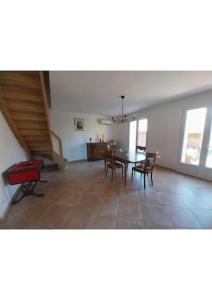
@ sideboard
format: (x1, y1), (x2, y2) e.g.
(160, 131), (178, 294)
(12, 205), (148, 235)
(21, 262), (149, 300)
(86, 142), (108, 161)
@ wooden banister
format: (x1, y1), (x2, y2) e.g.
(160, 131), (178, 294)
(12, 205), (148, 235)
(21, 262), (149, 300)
(50, 130), (64, 170)
(50, 130), (63, 157)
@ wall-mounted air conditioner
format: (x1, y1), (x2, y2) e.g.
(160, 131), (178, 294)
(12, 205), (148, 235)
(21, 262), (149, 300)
(99, 119), (113, 125)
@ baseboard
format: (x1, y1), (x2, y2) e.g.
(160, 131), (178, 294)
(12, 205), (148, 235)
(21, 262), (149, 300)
(68, 159), (87, 163)
(155, 163), (212, 182)
(155, 163), (176, 172)
(0, 186), (21, 222)
(175, 169), (212, 183)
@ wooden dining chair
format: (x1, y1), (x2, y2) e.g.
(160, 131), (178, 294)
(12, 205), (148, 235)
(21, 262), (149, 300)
(103, 144), (117, 173)
(131, 152), (158, 189)
(103, 149), (111, 173)
(134, 146), (147, 167)
(104, 149), (123, 182)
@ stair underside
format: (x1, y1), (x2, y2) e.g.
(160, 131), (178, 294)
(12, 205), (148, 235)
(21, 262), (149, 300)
(0, 71), (53, 158)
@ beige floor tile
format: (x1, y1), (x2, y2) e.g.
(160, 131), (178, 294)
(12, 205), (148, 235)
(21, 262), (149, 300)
(142, 203), (173, 227)
(157, 192), (186, 208)
(92, 196), (119, 217)
(190, 209), (212, 229)
(166, 207), (202, 229)
(86, 215), (117, 229)
(55, 208), (90, 229)
(179, 195), (212, 210)
(117, 217), (144, 229)
(1, 161), (212, 229)
(0, 215), (41, 229)
(118, 197), (143, 219)
(144, 220), (173, 229)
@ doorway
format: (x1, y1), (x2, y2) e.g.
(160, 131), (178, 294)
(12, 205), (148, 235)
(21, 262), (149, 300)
(178, 106), (212, 181)
(129, 118), (148, 152)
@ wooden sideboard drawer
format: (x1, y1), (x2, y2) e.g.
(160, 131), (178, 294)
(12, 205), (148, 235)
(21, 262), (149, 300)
(87, 143), (108, 161)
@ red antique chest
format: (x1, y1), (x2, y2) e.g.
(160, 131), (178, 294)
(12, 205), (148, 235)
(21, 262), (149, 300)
(7, 160), (42, 185)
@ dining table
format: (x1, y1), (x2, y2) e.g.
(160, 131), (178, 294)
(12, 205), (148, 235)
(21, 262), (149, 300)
(113, 149), (146, 185)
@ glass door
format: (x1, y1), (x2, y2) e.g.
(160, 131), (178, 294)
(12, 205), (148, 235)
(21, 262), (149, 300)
(178, 106), (212, 181)
(201, 108), (212, 180)
(129, 120), (137, 152)
(205, 120), (212, 168)
(129, 119), (148, 152)
(137, 119), (148, 147)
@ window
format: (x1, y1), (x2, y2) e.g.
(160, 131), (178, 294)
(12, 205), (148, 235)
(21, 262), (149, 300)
(206, 120), (212, 168)
(181, 107), (207, 165)
(137, 119), (148, 147)
(129, 118), (148, 152)
(129, 121), (137, 152)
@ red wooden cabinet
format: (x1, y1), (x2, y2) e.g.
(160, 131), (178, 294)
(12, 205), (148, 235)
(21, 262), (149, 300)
(7, 160), (42, 185)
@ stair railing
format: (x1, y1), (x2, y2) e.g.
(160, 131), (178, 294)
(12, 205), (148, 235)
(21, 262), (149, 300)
(50, 130), (64, 170)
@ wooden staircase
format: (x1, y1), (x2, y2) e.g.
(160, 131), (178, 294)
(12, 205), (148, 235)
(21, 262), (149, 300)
(0, 71), (65, 170)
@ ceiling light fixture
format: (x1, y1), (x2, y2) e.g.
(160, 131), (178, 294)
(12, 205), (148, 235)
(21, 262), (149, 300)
(112, 95), (135, 124)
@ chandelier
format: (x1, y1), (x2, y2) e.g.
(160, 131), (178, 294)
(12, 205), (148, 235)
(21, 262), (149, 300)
(112, 95), (135, 124)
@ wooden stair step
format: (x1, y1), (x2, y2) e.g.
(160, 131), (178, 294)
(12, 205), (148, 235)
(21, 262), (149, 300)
(6, 100), (45, 113)
(29, 146), (52, 152)
(0, 72), (40, 88)
(20, 129), (50, 136)
(27, 142), (51, 148)
(1, 83), (41, 94)
(0, 81), (40, 92)
(2, 88), (43, 103)
(15, 120), (48, 130)
(11, 112), (46, 122)
(24, 135), (50, 142)
(32, 150), (52, 156)
(15, 71), (39, 76)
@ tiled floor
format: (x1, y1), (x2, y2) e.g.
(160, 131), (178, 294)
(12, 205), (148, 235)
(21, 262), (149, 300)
(1, 161), (212, 229)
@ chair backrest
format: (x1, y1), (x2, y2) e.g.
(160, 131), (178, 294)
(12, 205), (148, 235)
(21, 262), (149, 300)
(104, 149), (115, 164)
(136, 145), (146, 152)
(144, 152), (158, 172)
(104, 149), (111, 159)
(107, 144), (117, 151)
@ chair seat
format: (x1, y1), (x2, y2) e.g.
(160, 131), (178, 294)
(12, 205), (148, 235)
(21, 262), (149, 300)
(133, 165), (152, 173)
(107, 161), (123, 169)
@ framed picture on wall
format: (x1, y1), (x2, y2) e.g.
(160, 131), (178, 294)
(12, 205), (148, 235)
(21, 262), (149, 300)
(74, 118), (84, 131)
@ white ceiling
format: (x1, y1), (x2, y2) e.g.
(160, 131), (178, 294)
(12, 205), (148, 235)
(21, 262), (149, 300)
(50, 71), (212, 116)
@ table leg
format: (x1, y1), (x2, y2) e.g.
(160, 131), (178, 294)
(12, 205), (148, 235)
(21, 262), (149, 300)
(13, 181), (45, 205)
(124, 162), (128, 186)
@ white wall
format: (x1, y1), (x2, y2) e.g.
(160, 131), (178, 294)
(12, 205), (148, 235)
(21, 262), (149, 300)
(0, 112), (27, 218)
(116, 90), (212, 170)
(49, 109), (115, 161)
